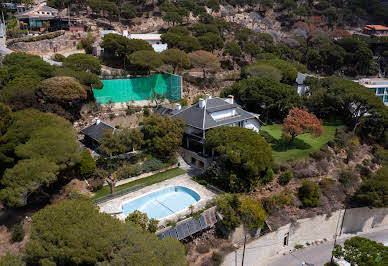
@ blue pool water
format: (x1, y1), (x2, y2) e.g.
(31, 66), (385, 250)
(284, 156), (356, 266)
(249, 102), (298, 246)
(122, 186), (201, 219)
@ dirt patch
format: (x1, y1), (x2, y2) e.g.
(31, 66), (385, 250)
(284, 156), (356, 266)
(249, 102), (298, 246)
(186, 228), (235, 266)
(51, 179), (92, 204)
(0, 221), (30, 256)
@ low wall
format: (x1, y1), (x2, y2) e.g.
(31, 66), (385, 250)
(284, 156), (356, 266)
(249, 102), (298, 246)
(180, 148), (211, 169)
(8, 32), (85, 53)
(228, 207), (388, 261)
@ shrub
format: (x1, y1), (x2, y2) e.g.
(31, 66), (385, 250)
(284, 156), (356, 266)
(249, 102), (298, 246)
(338, 170), (357, 185)
(52, 53), (65, 62)
(143, 107), (150, 116)
(298, 180), (320, 208)
(7, 30), (65, 45)
(148, 218), (159, 233)
(345, 149), (354, 163)
(79, 150), (96, 178)
(196, 244), (210, 254)
(261, 168), (274, 184)
(212, 252), (223, 265)
(272, 163), (280, 174)
(117, 164), (139, 180)
(278, 170), (293, 185)
(11, 223), (25, 242)
(293, 168), (317, 179)
(295, 244), (304, 249)
(140, 158), (163, 173)
(319, 178), (335, 192)
(356, 164), (372, 179)
(178, 98), (188, 107)
(196, 179), (208, 186)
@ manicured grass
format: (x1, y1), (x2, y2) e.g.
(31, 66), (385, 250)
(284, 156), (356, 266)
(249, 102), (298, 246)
(261, 121), (341, 162)
(92, 167), (186, 199)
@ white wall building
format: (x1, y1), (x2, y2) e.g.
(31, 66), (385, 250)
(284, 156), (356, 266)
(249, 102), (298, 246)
(123, 31), (167, 53)
(357, 78), (388, 106)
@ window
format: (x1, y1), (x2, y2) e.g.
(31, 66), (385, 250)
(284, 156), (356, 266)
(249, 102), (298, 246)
(384, 95), (388, 102)
(283, 233), (289, 246)
(377, 88), (385, 94)
(372, 88), (377, 94)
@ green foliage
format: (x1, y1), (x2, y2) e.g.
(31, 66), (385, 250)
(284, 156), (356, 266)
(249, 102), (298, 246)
(239, 197), (267, 230)
(261, 168), (274, 184)
(161, 48), (190, 73)
(52, 53), (65, 62)
(139, 158), (163, 173)
(77, 33), (96, 54)
(11, 223), (25, 242)
(223, 77), (301, 121)
(0, 110), (80, 207)
(298, 180), (320, 208)
(278, 170), (293, 185)
(128, 50), (163, 73)
(242, 63), (282, 82)
(211, 252), (223, 265)
(125, 210), (149, 230)
(333, 237), (387, 266)
(161, 27), (201, 52)
(143, 115), (185, 162)
(0, 254), (25, 266)
(223, 42), (242, 58)
(205, 127), (273, 192)
(353, 167), (388, 207)
(54, 67), (103, 89)
(0, 103), (13, 137)
(40, 76), (87, 102)
(198, 32), (224, 52)
(243, 42), (261, 59)
(2, 52), (53, 79)
(121, 3), (137, 19)
(25, 197), (185, 265)
(254, 59), (298, 85)
(192, 23), (219, 36)
(63, 53), (101, 74)
(79, 150), (96, 178)
(295, 244), (304, 249)
(189, 50), (221, 78)
(99, 128), (144, 156)
(214, 194), (241, 231)
(0, 75), (40, 109)
(338, 169), (357, 185)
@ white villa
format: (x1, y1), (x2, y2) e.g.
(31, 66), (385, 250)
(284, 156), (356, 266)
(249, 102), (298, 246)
(357, 78), (388, 106)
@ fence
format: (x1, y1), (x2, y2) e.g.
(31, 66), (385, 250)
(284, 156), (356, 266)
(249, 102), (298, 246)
(93, 73), (182, 104)
(93, 184), (145, 204)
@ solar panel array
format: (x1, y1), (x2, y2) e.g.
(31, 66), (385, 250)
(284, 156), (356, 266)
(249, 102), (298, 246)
(157, 207), (217, 241)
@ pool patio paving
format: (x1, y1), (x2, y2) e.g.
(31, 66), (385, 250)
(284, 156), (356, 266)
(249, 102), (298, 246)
(98, 172), (216, 225)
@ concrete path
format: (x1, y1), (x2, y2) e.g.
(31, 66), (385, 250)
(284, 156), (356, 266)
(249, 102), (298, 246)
(223, 228), (388, 266)
(0, 23), (12, 55)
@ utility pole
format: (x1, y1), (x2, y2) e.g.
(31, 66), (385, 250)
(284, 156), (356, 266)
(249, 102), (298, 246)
(241, 230), (247, 266)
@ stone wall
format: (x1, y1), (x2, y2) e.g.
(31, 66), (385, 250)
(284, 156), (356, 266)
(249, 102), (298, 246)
(8, 33), (85, 53)
(228, 207), (388, 259)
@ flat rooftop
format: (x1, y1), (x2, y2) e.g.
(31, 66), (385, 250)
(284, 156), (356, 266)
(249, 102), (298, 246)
(358, 78), (388, 86)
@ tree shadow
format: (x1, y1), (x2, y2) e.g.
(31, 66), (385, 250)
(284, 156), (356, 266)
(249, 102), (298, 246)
(272, 137), (312, 152)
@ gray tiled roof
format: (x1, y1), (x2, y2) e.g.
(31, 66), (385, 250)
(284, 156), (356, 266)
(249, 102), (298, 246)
(171, 97), (258, 130)
(80, 122), (114, 142)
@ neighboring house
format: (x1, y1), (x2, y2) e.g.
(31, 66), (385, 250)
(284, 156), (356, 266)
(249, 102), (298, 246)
(16, 5), (82, 31)
(80, 119), (115, 151)
(123, 31), (168, 53)
(170, 95), (261, 169)
(295, 72), (315, 95)
(363, 25), (388, 37)
(357, 78), (388, 106)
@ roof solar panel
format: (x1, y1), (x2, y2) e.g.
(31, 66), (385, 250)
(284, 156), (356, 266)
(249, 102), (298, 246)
(176, 224), (185, 240)
(187, 219), (197, 235)
(181, 222), (190, 238)
(192, 218), (202, 232)
(204, 212), (211, 227)
(200, 215), (207, 229)
(169, 228), (178, 239)
(158, 230), (170, 239)
(209, 209), (217, 225)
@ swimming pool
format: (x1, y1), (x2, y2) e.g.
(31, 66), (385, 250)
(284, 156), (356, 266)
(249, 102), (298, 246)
(122, 186), (201, 219)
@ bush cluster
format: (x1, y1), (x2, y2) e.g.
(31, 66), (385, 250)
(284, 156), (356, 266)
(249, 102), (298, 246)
(298, 180), (320, 208)
(11, 223), (25, 242)
(278, 170), (293, 185)
(7, 30), (65, 45)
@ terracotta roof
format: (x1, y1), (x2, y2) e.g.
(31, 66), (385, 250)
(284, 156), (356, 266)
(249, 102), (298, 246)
(365, 25), (388, 30)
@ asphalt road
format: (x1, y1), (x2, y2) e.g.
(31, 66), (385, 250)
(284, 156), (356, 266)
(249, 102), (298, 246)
(269, 229), (388, 266)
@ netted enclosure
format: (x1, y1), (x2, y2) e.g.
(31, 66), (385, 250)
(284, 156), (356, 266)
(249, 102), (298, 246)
(93, 74), (182, 104)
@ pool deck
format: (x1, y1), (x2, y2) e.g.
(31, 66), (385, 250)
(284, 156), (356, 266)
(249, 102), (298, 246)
(98, 172), (217, 226)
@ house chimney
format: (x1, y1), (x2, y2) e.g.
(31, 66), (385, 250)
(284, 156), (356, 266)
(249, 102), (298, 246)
(206, 94), (212, 100)
(175, 103), (181, 111)
(96, 119), (101, 125)
(198, 98), (205, 108)
(226, 95), (234, 104)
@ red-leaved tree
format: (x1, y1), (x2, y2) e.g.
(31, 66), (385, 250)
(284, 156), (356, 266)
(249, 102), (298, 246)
(282, 108), (324, 144)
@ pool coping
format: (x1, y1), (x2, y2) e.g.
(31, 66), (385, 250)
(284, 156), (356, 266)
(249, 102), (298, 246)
(98, 173), (217, 226)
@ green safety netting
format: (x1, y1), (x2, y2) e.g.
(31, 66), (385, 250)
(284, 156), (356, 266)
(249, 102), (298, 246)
(93, 74), (181, 104)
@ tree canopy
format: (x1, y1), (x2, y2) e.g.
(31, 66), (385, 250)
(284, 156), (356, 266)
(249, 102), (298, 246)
(189, 50), (220, 78)
(40, 76), (87, 102)
(204, 127), (273, 192)
(63, 53), (102, 74)
(333, 237), (387, 266)
(25, 197), (186, 265)
(128, 50), (163, 74)
(161, 48), (190, 73)
(0, 109), (80, 206)
(143, 115), (185, 162)
(282, 108), (324, 143)
(222, 77), (301, 121)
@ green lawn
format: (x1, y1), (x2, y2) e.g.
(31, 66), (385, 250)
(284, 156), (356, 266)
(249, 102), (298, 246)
(92, 167), (186, 199)
(261, 122), (341, 162)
